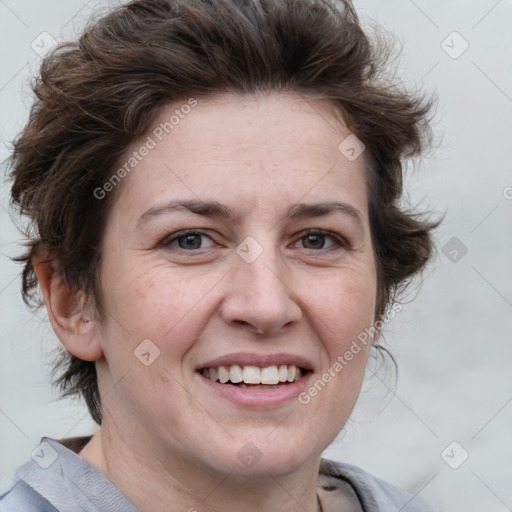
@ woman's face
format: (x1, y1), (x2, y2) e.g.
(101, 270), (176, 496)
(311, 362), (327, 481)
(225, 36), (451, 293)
(94, 92), (377, 477)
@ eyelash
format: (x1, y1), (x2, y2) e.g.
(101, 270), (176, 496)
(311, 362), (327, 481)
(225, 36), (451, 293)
(160, 229), (349, 253)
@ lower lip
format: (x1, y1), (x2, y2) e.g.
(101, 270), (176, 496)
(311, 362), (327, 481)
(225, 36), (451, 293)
(197, 372), (313, 407)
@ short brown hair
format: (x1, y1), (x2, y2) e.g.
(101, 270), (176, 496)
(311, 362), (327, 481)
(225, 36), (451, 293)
(9, 0), (439, 425)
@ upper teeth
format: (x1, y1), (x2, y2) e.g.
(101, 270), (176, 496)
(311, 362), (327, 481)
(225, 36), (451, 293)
(201, 364), (303, 385)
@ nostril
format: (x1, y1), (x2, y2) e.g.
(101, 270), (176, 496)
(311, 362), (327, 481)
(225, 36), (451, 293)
(230, 320), (264, 333)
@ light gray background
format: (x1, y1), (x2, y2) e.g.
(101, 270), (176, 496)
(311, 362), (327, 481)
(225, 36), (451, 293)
(1, 1), (511, 511)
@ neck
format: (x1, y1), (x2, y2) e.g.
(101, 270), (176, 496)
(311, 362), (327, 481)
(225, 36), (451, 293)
(79, 427), (322, 512)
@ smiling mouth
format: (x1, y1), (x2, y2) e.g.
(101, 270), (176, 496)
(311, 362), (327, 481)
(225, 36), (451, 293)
(199, 364), (309, 389)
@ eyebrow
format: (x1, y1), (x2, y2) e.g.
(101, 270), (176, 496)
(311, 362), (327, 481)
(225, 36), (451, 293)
(137, 199), (364, 231)
(137, 200), (240, 228)
(287, 201), (363, 229)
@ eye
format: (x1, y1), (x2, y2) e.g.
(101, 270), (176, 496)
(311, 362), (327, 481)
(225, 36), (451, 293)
(161, 230), (216, 251)
(294, 230), (347, 251)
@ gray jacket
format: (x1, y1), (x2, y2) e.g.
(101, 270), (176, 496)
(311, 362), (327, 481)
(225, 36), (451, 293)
(0, 437), (436, 511)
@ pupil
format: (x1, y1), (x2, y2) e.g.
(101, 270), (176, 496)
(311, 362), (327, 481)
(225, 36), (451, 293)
(179, 234), (201, 249)
(304, 234), (324, 249)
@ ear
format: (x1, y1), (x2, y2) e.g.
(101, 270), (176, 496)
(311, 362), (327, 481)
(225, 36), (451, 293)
(370, 319), (383, 345)
(368, 295), (382, 346)
(33, 251), (103, 361)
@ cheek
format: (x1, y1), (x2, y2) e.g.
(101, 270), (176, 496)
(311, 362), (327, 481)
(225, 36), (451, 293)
(99, 261), (222, 352)
(303, 267), (376, 348)
(305, 274), (375, 422)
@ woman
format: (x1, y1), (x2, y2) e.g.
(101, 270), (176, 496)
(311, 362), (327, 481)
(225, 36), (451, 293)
(1, 0), (439, 510)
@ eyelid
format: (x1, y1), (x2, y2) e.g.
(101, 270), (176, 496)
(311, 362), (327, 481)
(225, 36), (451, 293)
(292, 229), (350, 251)
(160, 229), (216, 249)
(159, 228), (350, 252)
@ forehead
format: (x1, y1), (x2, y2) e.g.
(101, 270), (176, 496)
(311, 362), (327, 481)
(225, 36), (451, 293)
(156, 92), (353, 165)
(111, 91), (369, 222)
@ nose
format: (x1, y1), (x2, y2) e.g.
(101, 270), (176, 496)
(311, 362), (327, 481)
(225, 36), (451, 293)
(220, 247), (303, 335)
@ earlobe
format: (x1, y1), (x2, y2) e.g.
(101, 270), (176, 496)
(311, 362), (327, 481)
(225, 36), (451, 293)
(33, 252), (103, 362)
(370, 298), (382, 346)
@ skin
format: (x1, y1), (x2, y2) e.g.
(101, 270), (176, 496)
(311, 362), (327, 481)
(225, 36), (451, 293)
(35, 91), (378, 512)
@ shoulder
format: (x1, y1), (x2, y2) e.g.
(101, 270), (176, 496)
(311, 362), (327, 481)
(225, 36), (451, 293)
(0, 481), (57, 512)
(1, 437), (140, 512)
(319, 458), (437, 512)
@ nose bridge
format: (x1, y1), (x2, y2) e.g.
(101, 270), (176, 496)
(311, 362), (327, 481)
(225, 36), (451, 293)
(221, 236), (301, 333)
(241, 246), (286, 299)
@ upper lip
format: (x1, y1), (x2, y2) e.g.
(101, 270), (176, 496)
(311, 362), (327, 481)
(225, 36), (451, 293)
(196, 352), (314, 371)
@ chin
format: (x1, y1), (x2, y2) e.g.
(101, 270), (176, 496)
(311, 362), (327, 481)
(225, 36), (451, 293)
(205, 434), (322, 479)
